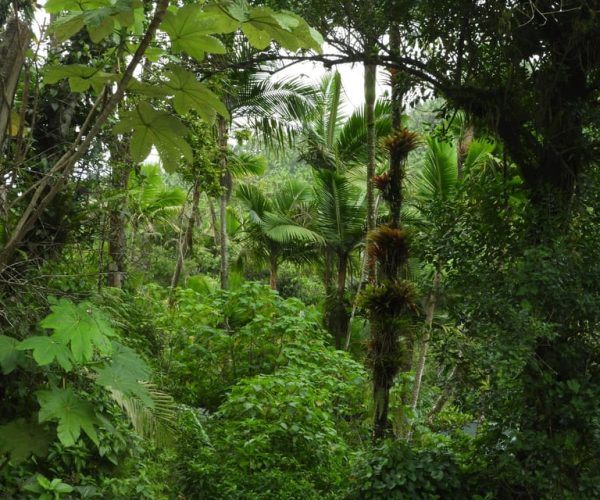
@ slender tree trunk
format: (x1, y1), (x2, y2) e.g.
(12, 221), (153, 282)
(334, 252), (349, 349)
(323, 247), (335, 339)
(373, 376), (391, 441)
(171, 179), (201, 291)
(108, 163), (131, 288)
(217, 116), (230, 289)
(410, 269), (441, 411)
(364, 62), (377, 282)
(426, 365), (457, 426)
(207, 196), (220, 246)
(388, 32), (405, 229)
(0, 17), (31, 152)
(107, 143), (131, 288)
(269, 255), (278, 290)
(457, 124), (474, 180)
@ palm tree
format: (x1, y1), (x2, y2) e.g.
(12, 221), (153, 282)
(297, 72), (392, 347)
(312, 169), (366, 349)
(127, 164), (186, 275)
(405, 133), (498, 426)
(299, 71), (391, 174)
(235, 180), (322, 289)
(214, 69), (317, 289)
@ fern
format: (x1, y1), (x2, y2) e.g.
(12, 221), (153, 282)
(109, 382), (177, 445)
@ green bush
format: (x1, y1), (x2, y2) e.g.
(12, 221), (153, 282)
(176, 333), (368, 499)
(163, 282), (328, 410)
(347, 440), (465, 500)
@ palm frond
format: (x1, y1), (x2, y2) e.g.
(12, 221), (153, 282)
(229, 152), (268, 177)
(411, 137), (458, 202)
(463, 138), (497, 176)
(263, 213), (325, 244)
(109, 383), (176, 446)
(313, 169), (366, 252)
(336, 99), (392, 165)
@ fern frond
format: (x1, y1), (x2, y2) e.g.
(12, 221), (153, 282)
(109, 383), (176, 446)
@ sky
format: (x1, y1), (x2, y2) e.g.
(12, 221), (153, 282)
(276, 55), (389, 112)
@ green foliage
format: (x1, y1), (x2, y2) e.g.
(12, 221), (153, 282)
(113, 102), (193, 169)
(0, 419), (52, 463)
(47, 0), (142, 43)
(44, 65), (117, 93)
(0, 334), (23, 374)
(163, 66), (229, 121)
(18, 336), (73, 371)
(39, 298), (114, 363)
(161, 5), (230, 60)
(176, 321), (367, 499)
(23, 474), (74, 499)
(95, 342), (152, 407)
(37, 388), (100, 447)
(347, 440), (465, 499)
(164, 282), (327, 409)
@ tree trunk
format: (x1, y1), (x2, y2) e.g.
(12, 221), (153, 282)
(108, 163), (131, 288)
(388, 27), (409, 229)
(457, 124), (474, 180)
(0, 17), (31, 152)
(269, 255), (278, 290)
(217, 116), (230, 290)
(107, 143), (131, 288)
(171, 179), (201, 291)
(410, 269), (441, 412)
(323, 247), (336, 340)
(207, 196), (220, 247)
(364, 62), (377, 282)
(334, 252), (349, 349)
(373, 382), (391, 441)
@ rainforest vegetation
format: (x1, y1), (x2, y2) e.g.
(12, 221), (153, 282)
(2, 0), (600, 498)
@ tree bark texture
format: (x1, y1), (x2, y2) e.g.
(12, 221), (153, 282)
(0, 17), (31, 152)
(107, 143), (131, 288)
(218, 116), (230, 290)
(364, 62), (377, 283)
(171, 179), (201, 291)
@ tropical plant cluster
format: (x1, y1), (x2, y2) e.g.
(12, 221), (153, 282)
(2, 0), (600, 498)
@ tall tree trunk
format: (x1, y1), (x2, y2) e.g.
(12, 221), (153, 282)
(0, 17), (31, 153)
(410, 269), (441, 412)
(107, 143), (130, 288)
(217, 116), (230, 289)
(269, 255), (278, 290)
(364, 61), (377, 282)
(388, 31), (405, 229)
(170, 179), (201, 291)
(207, 196), (220, 246)
(457, 124), (474, 180)
(334, 251), (349, 349)
(323, 247), (336, 340)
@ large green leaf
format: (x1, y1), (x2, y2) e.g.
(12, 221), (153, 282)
(18, 336), (73, 371)
(241, 6), (322, 52)
(37, 389), (99, 447)
(47, 0), (141, 42)
(44, 64), (117, 93)
(0, 335), (23, 374)
(39, 299), (114, 363)
(95, 342), (153, 407)
(0, 419), (52, 463)
(44, 0), (110, 14)
(163, 66), (229, 121)
(161, 4), (231, 61)
(113, 102), (192, 171)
